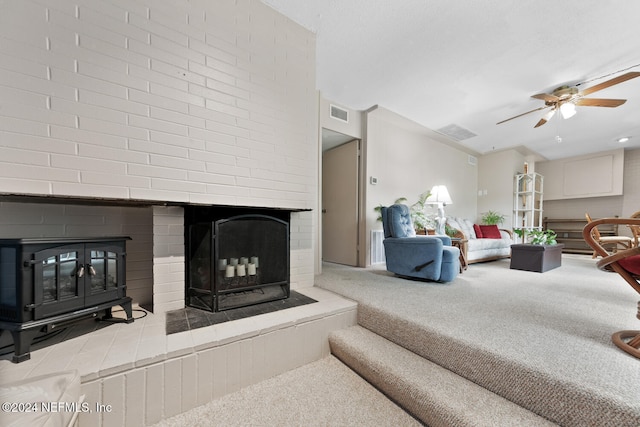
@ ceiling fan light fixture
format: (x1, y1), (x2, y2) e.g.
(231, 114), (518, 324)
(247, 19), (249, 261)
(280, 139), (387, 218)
(498, 72), (640, 128)
(542, 109), (556, 121)
(560, 102), (577, 119)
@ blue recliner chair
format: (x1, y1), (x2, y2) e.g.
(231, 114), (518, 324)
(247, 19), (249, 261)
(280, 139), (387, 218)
(381, 204), (460, 282)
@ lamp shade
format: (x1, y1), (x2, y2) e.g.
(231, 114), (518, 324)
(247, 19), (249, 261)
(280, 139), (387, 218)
(426, 185), (452, 205)
(560, 102), (576, 119)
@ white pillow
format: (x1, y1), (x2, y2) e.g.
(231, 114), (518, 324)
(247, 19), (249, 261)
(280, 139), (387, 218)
(447, 217), (477, 239)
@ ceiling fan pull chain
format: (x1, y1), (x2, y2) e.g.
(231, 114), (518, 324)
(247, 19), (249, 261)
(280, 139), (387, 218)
(555, 111), (562, 143)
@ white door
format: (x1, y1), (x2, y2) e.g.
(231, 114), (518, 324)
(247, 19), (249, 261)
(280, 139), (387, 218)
(322, 140), (359, 266)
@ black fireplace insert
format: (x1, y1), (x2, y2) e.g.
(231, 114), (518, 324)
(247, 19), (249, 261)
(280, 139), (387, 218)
(0, 237), (133, 362)
(186, 206), (290, 312)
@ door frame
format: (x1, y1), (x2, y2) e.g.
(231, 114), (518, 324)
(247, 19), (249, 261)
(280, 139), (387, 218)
(320, 128), (365, 268)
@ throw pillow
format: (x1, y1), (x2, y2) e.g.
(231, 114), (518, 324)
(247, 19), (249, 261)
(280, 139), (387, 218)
(473, 224), (483, 238)
(479, 225), (501, 239)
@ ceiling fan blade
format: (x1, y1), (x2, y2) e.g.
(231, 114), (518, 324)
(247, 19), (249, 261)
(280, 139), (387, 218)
(578, 71), (640, 96)
(531, 93), (559, 102)
(496, 106), (550, 125)
(534, 109), (556, 128)
(575, 98), (627, 107)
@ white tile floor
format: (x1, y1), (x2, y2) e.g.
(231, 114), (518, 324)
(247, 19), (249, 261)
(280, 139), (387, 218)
(0, 286), (356, 386)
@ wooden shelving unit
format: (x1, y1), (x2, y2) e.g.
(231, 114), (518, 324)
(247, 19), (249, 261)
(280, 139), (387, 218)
(542, 217), (620, 254)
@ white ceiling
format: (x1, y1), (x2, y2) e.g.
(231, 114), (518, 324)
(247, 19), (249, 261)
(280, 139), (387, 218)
(262, 0), (640, 160)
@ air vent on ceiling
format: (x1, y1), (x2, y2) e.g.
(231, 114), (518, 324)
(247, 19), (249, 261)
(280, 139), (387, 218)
(330, 104), (349, 123)
(437, 124), (477, 141)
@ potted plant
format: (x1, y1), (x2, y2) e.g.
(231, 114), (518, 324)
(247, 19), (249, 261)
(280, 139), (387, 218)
(445, 223), (460, 238)
(512, 228), (557, 245)
(374, 190), (433, 234)
(410, 190), (432, 233)
(510, 228), (564, 272)
(481, 210), (505, 226)
(374, 197), (407, 222)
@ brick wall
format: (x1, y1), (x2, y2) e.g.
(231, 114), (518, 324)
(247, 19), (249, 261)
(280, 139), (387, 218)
(0, 0), (316, 208)
(0, 0), (319, 308)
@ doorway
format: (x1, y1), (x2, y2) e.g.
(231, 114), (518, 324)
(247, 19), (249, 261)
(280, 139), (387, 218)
(322, 130), (360, 266)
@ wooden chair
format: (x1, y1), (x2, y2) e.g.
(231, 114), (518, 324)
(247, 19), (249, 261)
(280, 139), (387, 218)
(630, 210), (640, 248)
(585, 213), (633, 258)
(583, 217), (640, 359)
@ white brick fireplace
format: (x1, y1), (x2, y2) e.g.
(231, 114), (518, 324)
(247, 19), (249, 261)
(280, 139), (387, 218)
(0, 3), (345, 425)
(0, 0), (319, 312)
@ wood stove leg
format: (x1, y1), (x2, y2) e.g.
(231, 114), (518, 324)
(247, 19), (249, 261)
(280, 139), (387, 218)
(120, 299), (134, 323)
(9, 328), (42, 363)
(98, 298), (134, 324)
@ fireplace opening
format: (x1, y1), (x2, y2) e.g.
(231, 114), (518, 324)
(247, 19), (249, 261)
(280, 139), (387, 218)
(185, 206), (291, 312)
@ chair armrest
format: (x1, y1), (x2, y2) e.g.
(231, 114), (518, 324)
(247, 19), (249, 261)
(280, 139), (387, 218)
(383, 237), (445, 280)
(418, 234), (452, 246)
(499, 229), (513, 239)
(448, 227), (466, 239)
(584, 217), (640, 259)
(386, 236), (444, 247)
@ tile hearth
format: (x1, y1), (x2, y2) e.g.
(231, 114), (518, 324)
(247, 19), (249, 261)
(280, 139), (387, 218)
(0, 285), (357, 426)
(0, 285), (357, 397)
(166, 291), (318, 334)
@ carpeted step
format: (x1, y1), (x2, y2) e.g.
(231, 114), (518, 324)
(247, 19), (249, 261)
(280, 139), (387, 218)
(356, 303), (640, 427)
(329, 325), (558, 427)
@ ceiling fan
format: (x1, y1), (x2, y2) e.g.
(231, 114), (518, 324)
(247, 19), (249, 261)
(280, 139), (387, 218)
(497, 71), (640, 128)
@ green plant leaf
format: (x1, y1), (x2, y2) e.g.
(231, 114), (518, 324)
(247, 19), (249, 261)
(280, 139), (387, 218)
(481, 210), (505, 225)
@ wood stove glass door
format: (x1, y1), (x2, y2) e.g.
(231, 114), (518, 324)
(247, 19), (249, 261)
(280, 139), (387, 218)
(84, 243), (125, 306)
(33, 244), (85, 320)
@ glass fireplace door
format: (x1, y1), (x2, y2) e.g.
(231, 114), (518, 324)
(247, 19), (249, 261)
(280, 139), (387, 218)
(186, 214), (290, 312)
(187, 224), (215, 311)
(214, 214), (289, 311)
(33, 244), (85, 319)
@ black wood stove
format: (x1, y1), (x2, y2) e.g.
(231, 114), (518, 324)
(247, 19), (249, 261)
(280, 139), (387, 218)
(0, 236), (133, 362)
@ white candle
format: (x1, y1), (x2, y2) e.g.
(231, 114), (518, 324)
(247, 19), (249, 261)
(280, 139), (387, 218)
(240, 257), (249, 266)
(247, 263), (256, 275)
(218, 259), (227, 270)
(230, 258), (239, 266)
(225, 265), (235, 278)
(236, 264), (246, 277)
(250, 256), (259, 268)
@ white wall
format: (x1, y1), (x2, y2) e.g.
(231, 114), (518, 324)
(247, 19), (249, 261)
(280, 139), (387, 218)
(319, 97), (363, 140)
(542, 147), (640, 223)
(621, 148), (640, 217)
(364, 106), (478, 265)
(537, 149), (624, 200)
(477, 149), (527, 228)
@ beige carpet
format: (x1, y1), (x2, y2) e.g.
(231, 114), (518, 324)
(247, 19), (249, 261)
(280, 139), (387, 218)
(317, 254), (640, 426)
(152, 355), (421, 427)
(153, 254), (639, 426)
